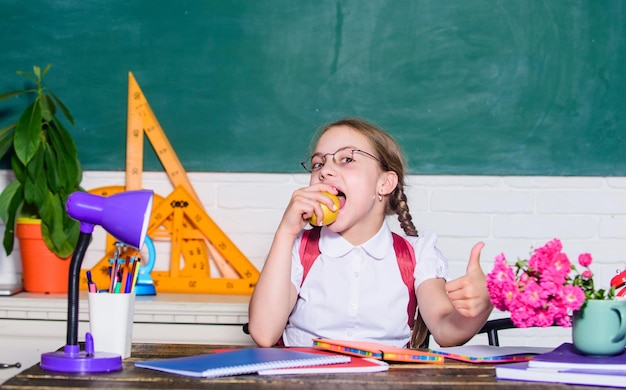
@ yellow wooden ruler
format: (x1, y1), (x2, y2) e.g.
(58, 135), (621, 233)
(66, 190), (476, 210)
(127, 72), (239, 279)
(126, 72), (200, 203)
(79, 73), (258, 294)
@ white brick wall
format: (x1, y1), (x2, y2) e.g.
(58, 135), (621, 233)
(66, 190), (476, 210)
(1, 170), (625, 347)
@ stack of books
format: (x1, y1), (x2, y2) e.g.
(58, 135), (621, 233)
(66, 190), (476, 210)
(496, 343), (626, 388)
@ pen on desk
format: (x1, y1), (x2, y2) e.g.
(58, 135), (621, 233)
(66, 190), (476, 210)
(0, 362), (21, 369)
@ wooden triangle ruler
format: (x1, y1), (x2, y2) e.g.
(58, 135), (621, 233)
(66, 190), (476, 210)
(125, 72), (200, 203)
(147, 185), (259, 294)
(79, 73), (258, 295)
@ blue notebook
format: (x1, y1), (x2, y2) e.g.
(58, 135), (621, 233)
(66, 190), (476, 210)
(134, 348), (351, 378)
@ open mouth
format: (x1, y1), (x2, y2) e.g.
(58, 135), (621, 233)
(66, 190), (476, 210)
(336, 191), (346, 209)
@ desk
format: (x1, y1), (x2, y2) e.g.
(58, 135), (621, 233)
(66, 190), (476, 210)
(0, 292), (254, 383)
(2, 344), (618, 389)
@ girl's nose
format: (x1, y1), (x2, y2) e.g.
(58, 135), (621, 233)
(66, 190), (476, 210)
(319, 161), (337, 180)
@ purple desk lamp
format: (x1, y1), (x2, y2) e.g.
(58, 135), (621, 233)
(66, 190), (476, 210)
(40, 189), (154, 373)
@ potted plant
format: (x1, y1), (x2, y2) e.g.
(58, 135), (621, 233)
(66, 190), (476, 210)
(0, 64), (83, 293)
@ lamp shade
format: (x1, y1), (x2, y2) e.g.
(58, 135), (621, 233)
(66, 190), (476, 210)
(66, 190), (154, 249)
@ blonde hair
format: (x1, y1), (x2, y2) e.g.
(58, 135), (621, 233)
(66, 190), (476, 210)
(314, 118), (418, 237)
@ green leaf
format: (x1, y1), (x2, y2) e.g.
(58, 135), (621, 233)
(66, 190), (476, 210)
(0, 181), (24, 255)
(0, 181), (22, 223)
(0, 90), (31, 103)
(41, 64), (52, 78)
(14, 100), (42, 165)
(10, 153), (26, 183)
(43, 143), (62, 193)
(37, 191), (54, 226)
(47, 120), (82, 190)
(33, 66), (41, 80)
(0, 123), (16, 160)
(49, 119), (79, 158)
(24, 146), (45, 187)
(16, 70), (36, 84)
(48, 90), (74, 125)
(40, 94), (55, 123)
(39, 192), (76, 258)
(40, 204), (61, 255)
(23, 152), (46, 208)
(57, 214), (78, 257)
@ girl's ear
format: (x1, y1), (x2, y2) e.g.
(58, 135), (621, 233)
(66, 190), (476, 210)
(379, 170), (398, 196)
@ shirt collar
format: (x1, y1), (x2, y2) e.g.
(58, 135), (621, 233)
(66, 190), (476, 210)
(318, 222), (393, 260)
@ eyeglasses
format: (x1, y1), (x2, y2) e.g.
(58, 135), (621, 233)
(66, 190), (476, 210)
(300, 146), (381, 172)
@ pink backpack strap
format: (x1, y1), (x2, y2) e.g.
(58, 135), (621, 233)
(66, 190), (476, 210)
(392, 233), (417, 328)
(298, 227), (321, 287)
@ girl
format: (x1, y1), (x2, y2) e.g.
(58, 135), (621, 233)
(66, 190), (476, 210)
(248, 118), (492, 348)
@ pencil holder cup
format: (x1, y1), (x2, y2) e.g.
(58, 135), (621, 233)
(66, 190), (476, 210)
(88, 292), (136, 358)
(572, 299), (626, 356)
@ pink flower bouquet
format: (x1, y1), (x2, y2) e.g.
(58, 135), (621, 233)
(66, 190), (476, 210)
(486, 238), (614, 328)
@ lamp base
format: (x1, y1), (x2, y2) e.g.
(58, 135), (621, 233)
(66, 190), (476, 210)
(41, 344), (122, 372)
(134, 282), (156, 295)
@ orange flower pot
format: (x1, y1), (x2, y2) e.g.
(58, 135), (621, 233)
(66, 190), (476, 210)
(16, 218), (71, 294)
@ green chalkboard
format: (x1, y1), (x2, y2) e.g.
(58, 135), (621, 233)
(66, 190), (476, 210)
(1, 1), (624, 175)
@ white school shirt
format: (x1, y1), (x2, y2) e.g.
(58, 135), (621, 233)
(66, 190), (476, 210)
(282, 221), (448, 348)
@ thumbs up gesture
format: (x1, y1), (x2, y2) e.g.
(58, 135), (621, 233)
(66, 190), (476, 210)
(445, 242), (493, 318)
